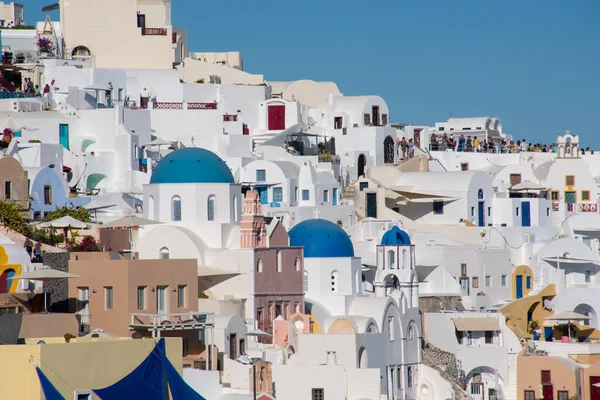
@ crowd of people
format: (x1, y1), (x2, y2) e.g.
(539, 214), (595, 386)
(429, 133), (594, 154)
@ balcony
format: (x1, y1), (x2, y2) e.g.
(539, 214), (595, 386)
(187, 102), (217, 110)
(579, 203), (598, 212)
(142, 28), (167, 36)
(223, 114), (238, 122)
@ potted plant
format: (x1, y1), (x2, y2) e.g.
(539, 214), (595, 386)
(36, 37), (55, 57)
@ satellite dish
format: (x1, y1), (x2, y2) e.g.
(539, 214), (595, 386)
(307, 116), (315, 126)
(543, 299), (554, 311)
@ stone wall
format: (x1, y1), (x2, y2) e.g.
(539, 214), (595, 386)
(43, 252), (70, 312)
(423, 341), (471, 400)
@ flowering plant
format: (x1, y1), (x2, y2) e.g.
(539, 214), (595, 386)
(36, 37), (55, 56)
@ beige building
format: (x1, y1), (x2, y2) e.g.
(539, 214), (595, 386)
(59, 0), (178, 69)
(0, 156), (29, 209)
(0, 2), (24, 27)
(0, 336), (182, 399)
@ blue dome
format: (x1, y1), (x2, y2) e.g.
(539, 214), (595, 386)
(381, 226), (411, 246)
(150, 148), (235, 184)
(289, 219), (354, 258)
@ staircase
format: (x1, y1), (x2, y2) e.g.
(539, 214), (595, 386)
(342, 180), (357, 202)
(253, 123), (302, 147)
(422, 343), (471, 400)
(502, 355), (518, 400)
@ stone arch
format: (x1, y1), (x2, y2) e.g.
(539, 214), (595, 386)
(366, 322), (378, 333)
(71, 45), (91, 57)
(384, 135), (395, 164)
(574, 303), (597, 329)
(358, 346), (368, 368)
(466, 366), (504, 395)
(357, 154), (366, 178)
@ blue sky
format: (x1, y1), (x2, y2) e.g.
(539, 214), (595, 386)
(24, 0), (600, 146)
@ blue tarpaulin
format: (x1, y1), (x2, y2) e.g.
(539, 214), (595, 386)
(35, 364), (65, 400)
(94, 339), (166, 400)
(159, 345), (206, 400)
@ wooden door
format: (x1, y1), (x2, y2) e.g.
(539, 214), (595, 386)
(542, 385), (554, 400)
(268, 105), (286, 130)
(229, 333), (237, 359)
(591, 376), (600, 400)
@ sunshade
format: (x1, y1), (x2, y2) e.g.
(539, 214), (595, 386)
(39, 216), (89, 229)
(83, 84), (112, 91)
(18, 267), (80, 280)
(0, 116), (29, 132)
(510, 180), (546, 191)
(245, 329), (272, 337)
(545, 311), (591, 321)
(102, 215), (163, 228)
(145, 137), (173, 146)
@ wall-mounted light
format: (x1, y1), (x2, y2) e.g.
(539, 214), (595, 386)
(92, 289), (97, 293)
(150, 288), (155, 292)
(171, 288), (176, 292)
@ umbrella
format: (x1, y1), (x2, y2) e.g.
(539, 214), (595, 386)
(245, 329), (272, 337)
(84, 328), (118, 338)
(18, 266), (80, 312)
(39, 216), (88, 229)
(101, 216), (163, 257)
(510, 180), (546, 191)
(545, 311), (591, 339)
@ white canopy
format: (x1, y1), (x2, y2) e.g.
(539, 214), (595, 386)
(545, 311), (591, 321)
(39, 216), (89, 229)
(245, 329), (272, 337)
(18, 267), (80, 281)
(510, 180), (546, 191)
(0, 116), (35, 132)
(101, 215), (163, 228)
(83, 84), (112, 91)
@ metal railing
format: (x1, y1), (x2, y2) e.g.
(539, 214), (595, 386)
(130, 311), (215, 330)
(142, 27), (167, 36)
(223, 114), (238, 121)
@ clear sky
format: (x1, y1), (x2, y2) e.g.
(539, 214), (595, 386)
(24, 0), (600, 146)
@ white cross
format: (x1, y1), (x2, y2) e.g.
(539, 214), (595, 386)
(313, 208), (321, 219)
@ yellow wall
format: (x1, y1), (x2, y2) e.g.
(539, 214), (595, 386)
(500, 284), (555, 338)
(512, 264), (533, 300)
(0, 338), (182, 399)
(0, 244), (22, 293)
(328, 318), (356, 334)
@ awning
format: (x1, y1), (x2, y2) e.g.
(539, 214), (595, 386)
(197, 267), (240, 277)
(451, 317), (501, 331)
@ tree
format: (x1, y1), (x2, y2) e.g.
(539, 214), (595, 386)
(0, 200), (26, 234)
(46, 205), (91, 223)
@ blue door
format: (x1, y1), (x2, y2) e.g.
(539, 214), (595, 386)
(59, 124), (70, 150)
(544, 326), (553, 341)
(256, 186), (268, 204)
(478, 201), (485, 226)
(521, 201), (531, 227)
(515, 275), (523, 299)
(366, 193), (377, 218)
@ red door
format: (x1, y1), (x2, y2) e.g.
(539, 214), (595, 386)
(591, 376), (600, 400)
(0, 270), (7, 293)
(543, 385), (554, 400)
(268, 105), (285, 130)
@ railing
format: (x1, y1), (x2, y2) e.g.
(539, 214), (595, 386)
(130, 311), (215, 329)
(567, 203), (575, 212)
(187, 102), (217, 110)
(223, 114), (238, 122)
(152, 102), (183, 109)
(579, 203), (598, 212)
(429, 144), (505, 153)
(0, 92), (26, 99)
(552, 202), (560, 211)
(142, 27), (167, 36)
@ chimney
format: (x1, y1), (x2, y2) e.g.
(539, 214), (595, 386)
(326, 351), (337, 366)
(328, 92), (334, 106)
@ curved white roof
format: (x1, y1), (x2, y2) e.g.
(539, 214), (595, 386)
(396, 170), (483, 192)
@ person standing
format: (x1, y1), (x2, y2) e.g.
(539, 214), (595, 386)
(24, 237), (33, 259)
(408, 138), (414, 159)
(400, 137), (408, 160)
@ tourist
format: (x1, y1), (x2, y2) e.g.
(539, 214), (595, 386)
(520, 139), (527, 152)
(34, 85), (41, 97)
(24, 237), (33, 259)
(33, 242), (43, 263)
(400, 137), (407, 160)
(473, 136), (479, 152)
(466, 136), (473, 152)
(408, 138), (414, 159)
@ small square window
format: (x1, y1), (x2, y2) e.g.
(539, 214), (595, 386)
(485, 275), (491, 287)
(582, 191), (590, 201)
(501, 275), (507, 286)
(312, 388), (324, 400)
(302, 190), (309, 200)
(43, 185), (52, 205)
(460, 163), (469, 171)
(433, 201), (444, 215)
(472, 277), (479, 288)
(273, 187), (283, 202)
(551, 191), (559, 201)
(460, 263), (467, 276)
(359, 182), (369, 191)
(565, 175), (575, 186)
(256, 169), (266, 182)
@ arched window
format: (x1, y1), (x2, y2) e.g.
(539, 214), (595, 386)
(207, 195), (215, 221)
(331, 270), (339, 293)
(294, 257), (300, 272)
(478, 189), (484, 200)
(409, 324), (415, 340)
(233, 195), (238, 222)
(160, 247), (170, 260)
(171, 196), (181, 222)
(355, 269), (360, 293)
(147, 195), (155, 219)
(387, 250), (395, 270)
(402, 249), (407, 269)
(256, 258), (263, 273)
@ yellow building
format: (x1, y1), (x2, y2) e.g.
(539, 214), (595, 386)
(0, 337), (182, 399)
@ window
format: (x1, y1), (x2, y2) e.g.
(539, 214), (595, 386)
(4, 181), (11, 200)
(407, 366), (413, 388)
(382, 114), (388, 125)
(178, 285), (186, 308)
(541, 370), (551, 384)
(557, 391), (569, 400)
(460, 163), (469, 171)
(277, 251), (282, 272)
(363, 113), (371, 126)
(137, 286), (146, 310)
(104, 287), (113, 310)
(323, 190), (329, 203)
(295, 257), (300, 271)
(273, 187), (283, 202)
(171, 196), (181, 221)
(333, 188), (338, 205)
(159, 247), (169, 259)
(75, 391), (93, 400)
(256, 169), (266, 182)
(524, 390), (536, 400)
(302, 189), (309, 200)
(408, 325), (415, 340)
(331, 270), (339, 292)
(34, 211), (41, 220)
(485, 275), (491, 287)
(585, 270), (591, 283)
(516, 207), (519, 216)
(207, 195), (215, 221)
(478, 189), (484, 200)
(43, 185), (52, 205)
(501, 275), (507, 286)
(488, 207), (491, 217)
(471, 206), (475, 216)
(526, 276), (531, 289)
(182, 336), (188, 357)
(257, 259), (263, 273)
(388, 316), (395, 341)
(472, 277), (479, 288)
(485, 331), (494, 344)
(547, 208), (550, 217)
(294, 187), (299, 202)
(334, 116), (343, 129)
(461, 263), (467, 276)
(359, 182), (369, 191)
(565, 175), (575, 186)
(582, 190), (590, 201)
(551, 191), (559, 201)
(312, 388), (324, 400)
(275, 302), (282, 317)
(433, 201), (444, 215)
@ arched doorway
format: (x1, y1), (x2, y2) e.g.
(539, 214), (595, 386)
(477, 189), (485, 227)
(574, 303), (597, 329)
(358, 346), (368, 368)
(357, 154), (366, 178)
(71, 46), (91, 58)
(0, 269), (15, 293)
(384, 136), (395, 164)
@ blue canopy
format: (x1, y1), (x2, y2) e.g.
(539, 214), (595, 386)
(94, 339), (166, 400)
(35, 364), (65, 400)
(160, 346), (205, 400)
